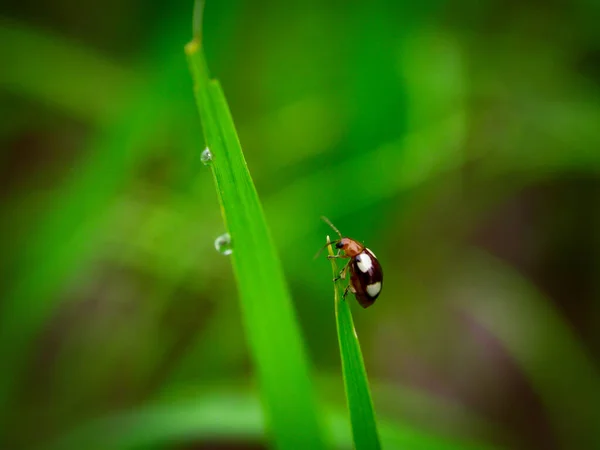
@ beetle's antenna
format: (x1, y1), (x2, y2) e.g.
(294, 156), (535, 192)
(313, 237), (339, 260)
(321, 216), (343, 239)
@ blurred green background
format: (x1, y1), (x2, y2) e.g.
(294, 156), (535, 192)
(1, 0), (599, 449)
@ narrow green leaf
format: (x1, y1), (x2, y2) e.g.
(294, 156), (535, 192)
(184, 10), (326, 450)
(326, 237), (381, 449)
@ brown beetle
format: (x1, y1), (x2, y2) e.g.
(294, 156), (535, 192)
(320, 216), (383, 308)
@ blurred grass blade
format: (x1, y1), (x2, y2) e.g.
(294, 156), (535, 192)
(47, 388), (499, 450)
(461, 250), (600, 449)
(0, 24), (190, 429)
(184, 9), (326, 450)
(326, 237), (381, 449)
(0, 18), (137, 124)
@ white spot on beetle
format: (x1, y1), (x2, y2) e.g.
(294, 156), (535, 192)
(356, 252), (373, 273)
(366, 281), (381, 297)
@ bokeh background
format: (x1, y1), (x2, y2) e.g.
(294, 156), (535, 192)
(1, 0), (599, 449)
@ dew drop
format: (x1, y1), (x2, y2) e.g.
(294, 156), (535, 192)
(201, 147), (213, 165)
(214, 232), (233, 256)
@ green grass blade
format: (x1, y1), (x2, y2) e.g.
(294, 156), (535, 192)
(326, 237), (381, 449)
(184, 17), (326, 450)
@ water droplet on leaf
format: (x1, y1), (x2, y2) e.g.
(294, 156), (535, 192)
(214, 233), (233, 256)
(201, 148), (213, 165)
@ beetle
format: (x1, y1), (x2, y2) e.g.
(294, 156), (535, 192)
(319, 216), (383, 308)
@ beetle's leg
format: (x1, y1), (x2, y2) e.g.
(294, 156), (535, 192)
(326, 248), (343, 259)
(343, 284), (356, 299)
(333, 260), (351, 282)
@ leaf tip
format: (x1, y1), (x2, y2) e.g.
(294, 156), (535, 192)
(185, 38), (201, 56)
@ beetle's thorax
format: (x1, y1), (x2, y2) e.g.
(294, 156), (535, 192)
(339, 237), (364, 257)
